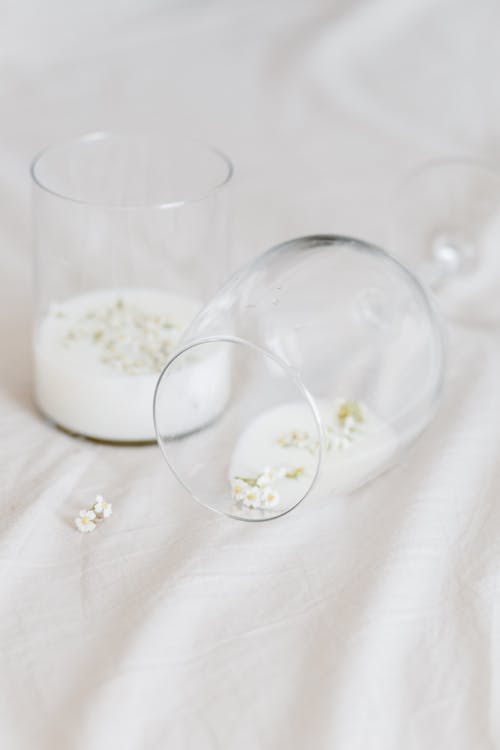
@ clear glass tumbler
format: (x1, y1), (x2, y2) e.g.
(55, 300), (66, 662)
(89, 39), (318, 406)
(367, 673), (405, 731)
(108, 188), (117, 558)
(154, 235), (444, 521)
(31, 132), (233, 443)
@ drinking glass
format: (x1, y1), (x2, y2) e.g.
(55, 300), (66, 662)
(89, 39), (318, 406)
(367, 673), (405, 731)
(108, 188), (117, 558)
(31, 132), (233, 443)
(154, 235), (444, 521)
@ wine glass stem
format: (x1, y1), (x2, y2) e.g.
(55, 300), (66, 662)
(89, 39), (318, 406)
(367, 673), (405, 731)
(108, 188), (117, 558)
(420, 236), (474, 291)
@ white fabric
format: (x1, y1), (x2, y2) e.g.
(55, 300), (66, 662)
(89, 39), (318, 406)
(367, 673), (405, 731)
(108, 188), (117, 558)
(1, 1), (500, 747)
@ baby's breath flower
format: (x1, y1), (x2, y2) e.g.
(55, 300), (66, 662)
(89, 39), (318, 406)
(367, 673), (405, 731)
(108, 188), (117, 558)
(232, 479), (248, 501)
(337, 400), (364, 426)
(93, 495), (112, 518)
(285, 467), (305, 479)
(329, 433), (352, 450)
(256, 467), (275, 486)
(277, 399), (367, 456)
(59, 296), (182, 375)
(232, 466), (304, 511)
(74, 494), (113, 533)
(75, 509), (97, 533)
(243, 487), (262, 509)
(277, 430), (319, 454)
(261, 486), (280, 508)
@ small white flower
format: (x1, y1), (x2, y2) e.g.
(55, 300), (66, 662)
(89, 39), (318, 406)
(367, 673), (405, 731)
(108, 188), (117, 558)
(75, 509), (97, 533)
(277, 467), (288, 478)
(243, 487), (262, 509)
(232, 479), (248, 501)
(256, 467), (274, 486)
(93, 495), (112, 518)
(294, 434), (308, 448)
(261, 486), (280, 508)
(331, 434), (351, 451)
(343, 416), (357, 434)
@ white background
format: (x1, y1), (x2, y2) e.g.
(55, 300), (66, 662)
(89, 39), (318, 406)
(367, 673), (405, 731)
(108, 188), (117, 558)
(1, 1), (499, 747)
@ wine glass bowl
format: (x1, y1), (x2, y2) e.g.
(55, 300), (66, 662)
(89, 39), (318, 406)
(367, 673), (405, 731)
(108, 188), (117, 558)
(154, 235), (445, 521)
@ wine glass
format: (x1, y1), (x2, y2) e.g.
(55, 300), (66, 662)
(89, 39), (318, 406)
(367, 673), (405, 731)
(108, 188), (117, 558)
(153, 235), (444, 521)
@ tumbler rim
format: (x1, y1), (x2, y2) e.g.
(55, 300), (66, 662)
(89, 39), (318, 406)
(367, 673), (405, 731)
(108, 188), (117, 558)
(30, 131), (234, 210)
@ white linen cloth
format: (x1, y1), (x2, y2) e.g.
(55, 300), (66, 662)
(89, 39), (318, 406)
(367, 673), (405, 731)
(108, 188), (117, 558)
(1, 1), (499, 747)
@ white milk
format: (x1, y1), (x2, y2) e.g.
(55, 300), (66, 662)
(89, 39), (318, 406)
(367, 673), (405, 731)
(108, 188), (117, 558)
(34, 288), (228, 442)
(229, 398), (398, 515)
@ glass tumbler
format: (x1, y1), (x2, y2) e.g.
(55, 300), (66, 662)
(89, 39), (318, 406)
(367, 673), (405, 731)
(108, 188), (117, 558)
(31, 132), (233, 443)
(154, 235), (444, 521)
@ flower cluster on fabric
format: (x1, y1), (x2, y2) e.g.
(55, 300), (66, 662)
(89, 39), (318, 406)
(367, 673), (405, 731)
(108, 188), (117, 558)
(75, 494), (113, 533)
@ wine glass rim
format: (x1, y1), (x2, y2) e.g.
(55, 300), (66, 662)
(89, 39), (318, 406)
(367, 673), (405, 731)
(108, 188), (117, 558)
(30, 131), (234, 210)
(153, 334), (324, 523)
